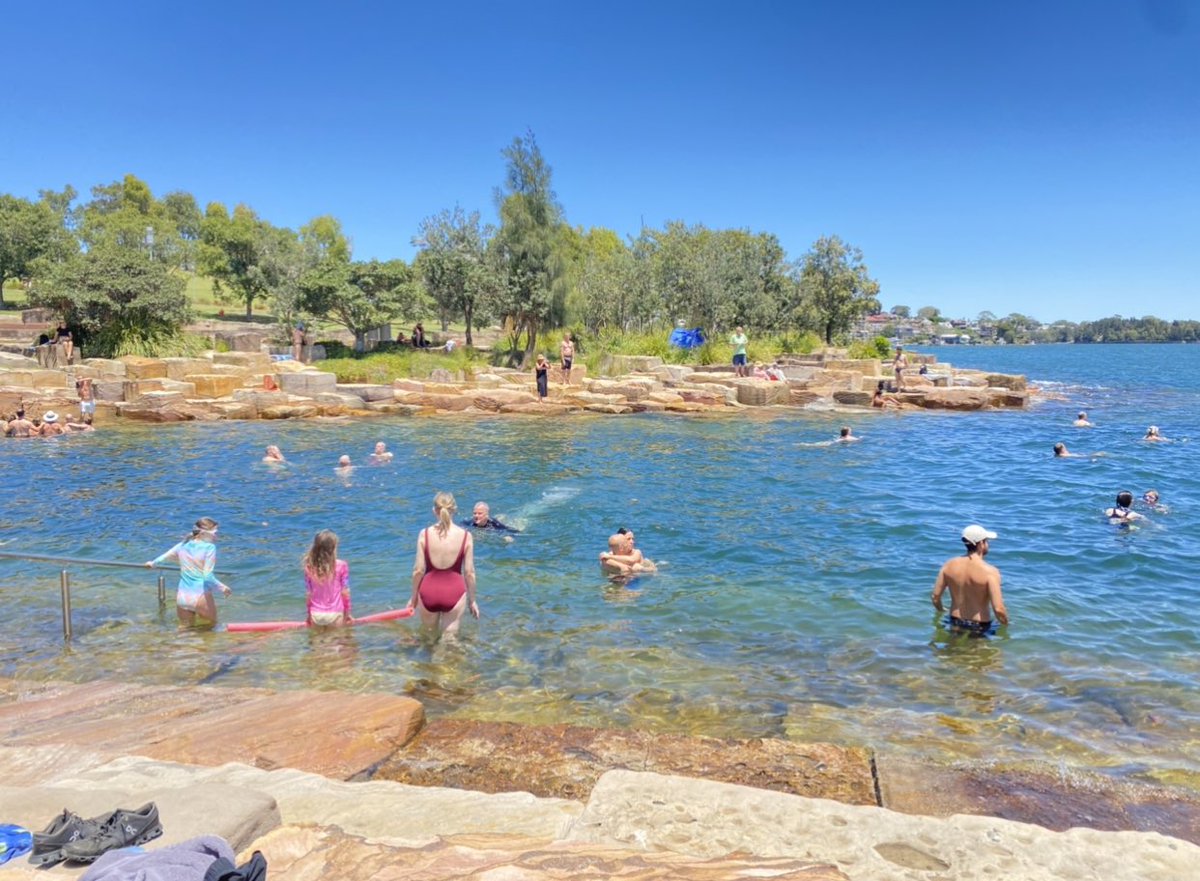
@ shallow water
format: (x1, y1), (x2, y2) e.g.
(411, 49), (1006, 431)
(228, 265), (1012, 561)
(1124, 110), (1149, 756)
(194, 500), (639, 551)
(2, 343), (1199, 787)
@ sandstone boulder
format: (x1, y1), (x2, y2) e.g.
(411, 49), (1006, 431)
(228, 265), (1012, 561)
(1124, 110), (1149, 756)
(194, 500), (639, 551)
(420, 393), (473, 411)
(187, 374), (240, 398)
(213, 351), (273, 371)
(81, 357), (127, 377)
(988, 390), (1029, 408)
(832, 391), (872, 407)
(337, 383), (396, 402)
(119, 356), (168, 380)
(278, 371), (337, 396)
(986, 373), (1027, 391)
(162, 357), (212, 381)
(677, 389), (725, 406)
(259, 403), (320, 419)
(474, 388), (538, 410)
(393, 378), (425, 393)
(736, 381), (790, 406)
(585, 403), (632, 414)
(599, 354), (662, 375)
(916, 388), (990, 410)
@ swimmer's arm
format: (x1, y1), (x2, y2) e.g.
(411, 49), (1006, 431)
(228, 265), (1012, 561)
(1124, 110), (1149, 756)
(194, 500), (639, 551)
(407, 534), (426, 610)
(463, 534), (479, 618)
(146, 542), (181, 567)
(931, 567), (947, 612)
(989, 571), (1008, 626)
(202, 547), (231, 595)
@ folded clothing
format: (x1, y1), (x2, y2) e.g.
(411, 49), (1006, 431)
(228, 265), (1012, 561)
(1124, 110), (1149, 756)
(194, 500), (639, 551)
(80, 835), (235, 881)
(0, 824), (33, 865)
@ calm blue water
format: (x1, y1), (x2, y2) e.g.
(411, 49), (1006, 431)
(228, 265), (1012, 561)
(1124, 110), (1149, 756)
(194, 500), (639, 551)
(2, 343), (1198, 787)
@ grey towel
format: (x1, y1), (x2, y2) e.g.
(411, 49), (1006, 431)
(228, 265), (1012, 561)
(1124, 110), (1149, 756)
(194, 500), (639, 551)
(80, 835), (235, 881)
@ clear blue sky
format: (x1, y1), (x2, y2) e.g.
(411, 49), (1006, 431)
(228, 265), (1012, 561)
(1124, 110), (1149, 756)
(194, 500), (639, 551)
(2, 1), (1196, 322)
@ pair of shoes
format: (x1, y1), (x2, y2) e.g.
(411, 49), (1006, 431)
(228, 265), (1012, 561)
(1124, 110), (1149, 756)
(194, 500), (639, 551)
(61, 803), (162, 863)
(28, 809), (104, 867)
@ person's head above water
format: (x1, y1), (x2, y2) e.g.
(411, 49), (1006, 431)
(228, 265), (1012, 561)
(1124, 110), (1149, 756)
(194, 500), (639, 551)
(337, 455), (351, 467)
(1115, 490), (1134, 508)
(374, 441), (387, 454)
(961, 524), (996, 554)
(1143, 489), (1160, 504)
(1054, 442), (1067, 456)
(472, 502), (491, 525)
(1145, 425), (1160, 437)
(1078, 412), (1087, 419)
(840, 426), (852, 438)
(264, 445), (283, 460)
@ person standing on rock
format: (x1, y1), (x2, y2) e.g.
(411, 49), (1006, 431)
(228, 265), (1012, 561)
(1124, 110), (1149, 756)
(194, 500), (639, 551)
(75, 376), (95, 423)
(407, 492), (479, 640)
(534, 354), (549, 401)
(559, 333), (574, 384)
(730, 326), (749, 377)
(892, 346), (908, 392)
(146, 517), (232, 628)
(292, 322), (305, 361)
(931, 525), (1007, 636)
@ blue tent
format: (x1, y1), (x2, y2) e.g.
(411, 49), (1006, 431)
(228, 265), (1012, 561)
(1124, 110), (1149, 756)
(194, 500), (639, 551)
(668, 327), (706, 349)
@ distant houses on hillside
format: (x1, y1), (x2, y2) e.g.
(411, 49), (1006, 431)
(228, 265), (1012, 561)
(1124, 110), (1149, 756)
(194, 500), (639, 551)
(852, 312), (997, 345)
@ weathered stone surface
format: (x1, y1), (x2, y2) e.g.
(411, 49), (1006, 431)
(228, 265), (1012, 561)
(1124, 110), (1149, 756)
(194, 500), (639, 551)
(809, 369), (862, 392)
(0, 680), (425, 779)
(986, 372), (1027, 391)
(736, 380), (790, 406)
(122, 378), (166, 398)
(652, 364), (695, 382)
(687, 372), (739, 387)
(82, 357), (127, 377)
(823, 358), (882, 377)
(260, 403), (320, 419)
(631, 400), (668, 412)
(473, 388), (538, 410)
(317, 392), (372, 409)
(585, 403), (633, 414)
(117, 398), (220, 422)
(278, 371), (337, 396)
(568, 391), (626, 406)
(423, 381), (466, 395)
(162, 356), (212, 380)
(608, 383), (651, 402)
(647, 390), (684, 404)
(567, 770), (1200, 881)
(119, 355), (168, 379)
(208, 400), (258, 420)
(664, 401), (708, 412)
(500, 402), (575, 414)
(600, 354), (662, 375)
(832, 390), (873, 407)
(247, 825), (848, 881)
(185, 374), (239, 398)
(94, 379), (126, 401)
(0, 368), (69, 389)
(677, 389), (725, 406)
(373, 721), (875, 805)
(364, 401), (420, 415)
(917, 388), (991, 410)
(213, 350), (273, 370)
(393, 378), (425, 392)
(951, 372), (989, 388)
(1, 782), (279, 856)
(338, 383), (396, 402)
(989, 390), (1029, 408)
(876, 755), (1200, 846)
(420, 393), (473, 411)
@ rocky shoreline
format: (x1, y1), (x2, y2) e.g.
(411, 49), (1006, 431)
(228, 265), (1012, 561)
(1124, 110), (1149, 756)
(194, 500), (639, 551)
(1, 679), (1196, 880)
(0, 348), (1032, 425)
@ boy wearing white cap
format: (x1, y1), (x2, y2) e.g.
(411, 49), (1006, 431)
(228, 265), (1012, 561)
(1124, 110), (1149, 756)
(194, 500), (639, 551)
(931, 524), (1008, 635)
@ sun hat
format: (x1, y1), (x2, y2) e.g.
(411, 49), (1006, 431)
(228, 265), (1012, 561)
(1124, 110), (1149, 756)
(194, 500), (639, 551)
(42, 411), (58, 423)
(962, 524), (997, 544)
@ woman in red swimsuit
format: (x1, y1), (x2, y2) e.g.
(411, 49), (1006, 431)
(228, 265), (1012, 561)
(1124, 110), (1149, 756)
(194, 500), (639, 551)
(407, 492), (479, 638)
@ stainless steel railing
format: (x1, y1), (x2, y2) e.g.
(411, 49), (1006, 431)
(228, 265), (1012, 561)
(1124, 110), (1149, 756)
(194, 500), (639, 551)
(0, 551), (233, 640)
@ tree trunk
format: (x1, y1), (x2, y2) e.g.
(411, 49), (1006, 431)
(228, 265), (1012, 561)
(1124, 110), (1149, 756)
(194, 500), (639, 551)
(464, 303), (474, 347)
(245, 299), (253, 319)
(354, 331), (366, 353)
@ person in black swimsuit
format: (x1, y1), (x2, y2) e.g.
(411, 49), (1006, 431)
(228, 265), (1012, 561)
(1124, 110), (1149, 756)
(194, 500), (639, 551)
(463, 502), (519, 533)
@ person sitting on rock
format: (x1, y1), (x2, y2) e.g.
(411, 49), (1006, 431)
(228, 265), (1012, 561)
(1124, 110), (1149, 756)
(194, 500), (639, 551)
(872, 381), (901, 409)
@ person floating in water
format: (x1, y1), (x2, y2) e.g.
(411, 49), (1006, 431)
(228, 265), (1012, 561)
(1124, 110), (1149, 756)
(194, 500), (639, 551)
(369, 441), (393, 463)
(1073, 411), (1092, 428)
(146, 517), (232, 628)
(837, 426), (860, 443)
(263, 445), (286, 464)
(1143, 425), (1169, 442)
(407, 492), (479, 639)
(1105, 490), (1144, 523)
(463, 501), (519, 533)
(931, 524), (1007, 636)
(1141, 489), (1162, 509)
(303, 529), (351, 627)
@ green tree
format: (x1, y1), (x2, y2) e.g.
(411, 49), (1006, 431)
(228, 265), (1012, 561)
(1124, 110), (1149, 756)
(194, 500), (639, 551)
(797, 235), (881, 344)
(891, 304), (911, 318)
(0, 194), (68, 306)
(198, 203), (272, 318)
(491, 130), (567, 362)
(917, 305), (941, 323)
(300, 258), (418, 351)
(79, 174), (186, 267)
(413, 205), (495, 346)
(160, 190), (203, 270)
(29, 244), (190, 357)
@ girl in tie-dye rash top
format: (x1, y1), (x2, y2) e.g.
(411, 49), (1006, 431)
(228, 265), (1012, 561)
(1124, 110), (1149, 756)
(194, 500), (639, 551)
(147, 517), (232, 627)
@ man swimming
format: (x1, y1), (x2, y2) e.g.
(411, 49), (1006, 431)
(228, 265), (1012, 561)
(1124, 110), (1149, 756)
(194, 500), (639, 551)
(1143, 425), (1168, 442)
(462, 501), (519, 532)
(931, 524), (1008, 636)
(369, 441), (394, 463)
(837, 426), (860, 443)
(263, 445), (286, 464)
(1073, 412), (1093, 427)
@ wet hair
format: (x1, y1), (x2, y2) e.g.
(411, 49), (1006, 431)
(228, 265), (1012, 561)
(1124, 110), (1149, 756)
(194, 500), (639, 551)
(616, 527), (630, 535)
(433, 491), (457, 533)
(15, 409), (24, 418)
(303, 529), (339, 583)
(876, 381), (886, 392)
(1053, 442), (1065, 455)
(840, 426), (851, 438)
(1115, 490), (1134, 508)
(189, 517), (218, 540)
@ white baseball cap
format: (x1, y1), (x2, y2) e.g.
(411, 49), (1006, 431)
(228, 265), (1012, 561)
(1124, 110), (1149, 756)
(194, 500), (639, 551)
(962, 525), (997, 544)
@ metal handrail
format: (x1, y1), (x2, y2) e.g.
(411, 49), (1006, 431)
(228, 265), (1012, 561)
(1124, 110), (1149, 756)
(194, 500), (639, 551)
(0, 551), (234, 640)
(0, 551), (232, 575)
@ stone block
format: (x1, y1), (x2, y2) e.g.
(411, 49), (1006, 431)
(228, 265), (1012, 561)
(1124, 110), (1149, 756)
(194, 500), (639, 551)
(278, 371), (338, 396)
(599, 354), (663, 375)
(213, 350), (273, 370)
(393, 379), (425, 392)
(632, 400), (667, 412)
(986, 372), (1027, 391)
(419, 393), (473, 411)
(159, 379), (197, 397)
(918, 388), (990, 410)
(609, 383), (650, 402)
(336, 383), (396, 402)
(687, 372), (739, 387)
(420, 381), (462, 395)
(585, 403), (633, 414)
(82, 358), (127, 377)
(647, 391), (684, 404)
(316, 392), (371, 409)
(187, 374), (242, 398)
(259, 404), (319, 419)
(790, 390), (825, 406)
(989, 390), (1029, 408)
(832, 390), (873, 407)
(95, 380), (126, 401)
(208, 400), (258, 420)
(428, 367), (461, 383)
(364, 401), (420, 415)
(473, 388), (538, 411)
(162, 357), (212, 380)
(652, 364), (694, 382)
(119, 356), (168, 380)
(677, 389), (725, 406)
(123, 379), (166, 398)
(736, 380), (790, 406)
(568, 391), (625, 406)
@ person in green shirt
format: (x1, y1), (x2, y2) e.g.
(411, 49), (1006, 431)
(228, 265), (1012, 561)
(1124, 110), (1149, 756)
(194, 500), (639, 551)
(730, 326), (748, 377)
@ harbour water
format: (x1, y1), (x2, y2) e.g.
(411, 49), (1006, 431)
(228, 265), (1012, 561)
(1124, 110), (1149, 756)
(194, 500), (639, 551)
(2, 343), (1198, 788)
